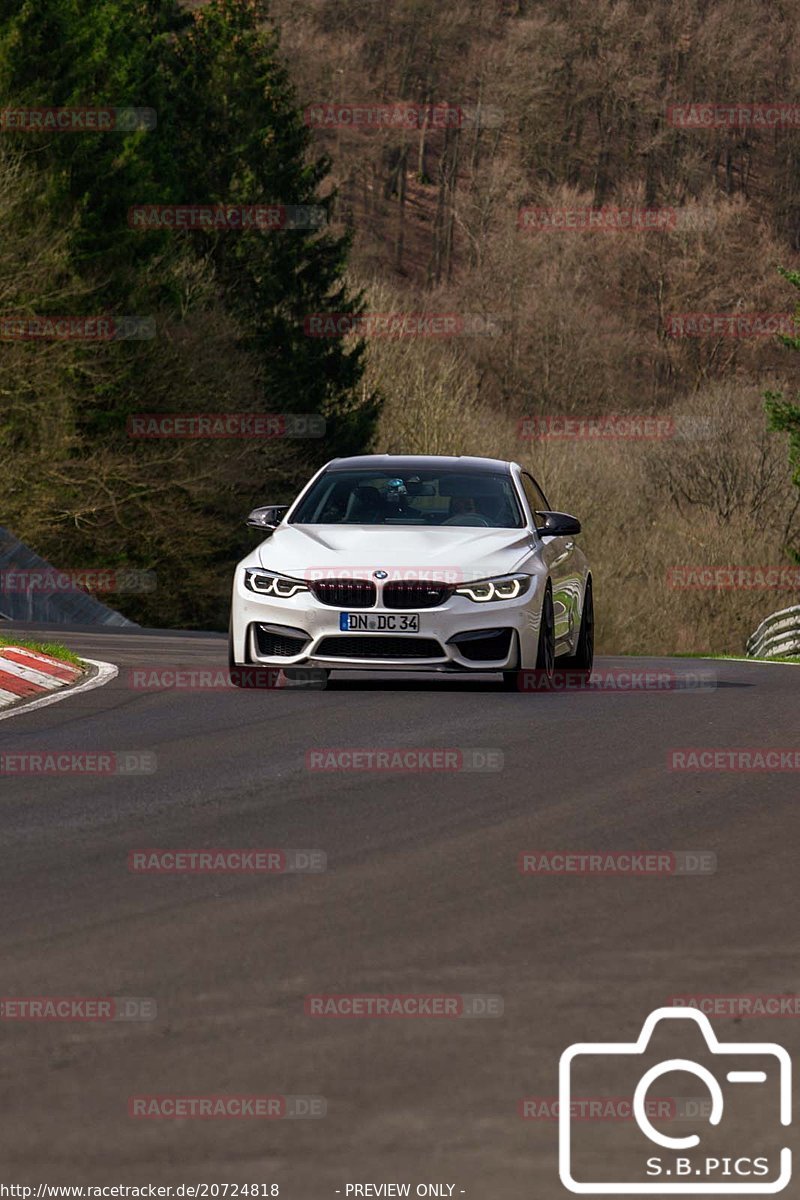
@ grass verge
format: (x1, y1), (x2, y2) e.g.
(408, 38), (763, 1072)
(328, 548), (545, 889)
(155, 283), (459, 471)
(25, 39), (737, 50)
(0, 635), (84, 669)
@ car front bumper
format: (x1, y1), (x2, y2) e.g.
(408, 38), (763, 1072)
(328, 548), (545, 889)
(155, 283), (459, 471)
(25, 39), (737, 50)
(231, 578), (544, 672)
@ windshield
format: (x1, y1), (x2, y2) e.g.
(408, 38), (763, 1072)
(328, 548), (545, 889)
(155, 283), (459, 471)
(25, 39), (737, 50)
(290, 468), (524, 528)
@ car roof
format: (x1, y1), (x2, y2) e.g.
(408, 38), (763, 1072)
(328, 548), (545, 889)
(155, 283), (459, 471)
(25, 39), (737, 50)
(325, 455), (516, 474)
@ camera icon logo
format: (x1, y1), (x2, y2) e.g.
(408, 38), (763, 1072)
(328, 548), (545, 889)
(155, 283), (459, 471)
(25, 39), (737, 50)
(559, 1006), (791, 1194)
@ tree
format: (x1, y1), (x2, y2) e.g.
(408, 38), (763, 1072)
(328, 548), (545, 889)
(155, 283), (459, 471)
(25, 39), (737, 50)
(765, 267), (800, 564)
(0, 0), (375, 452)
(0, 0), (379, 628)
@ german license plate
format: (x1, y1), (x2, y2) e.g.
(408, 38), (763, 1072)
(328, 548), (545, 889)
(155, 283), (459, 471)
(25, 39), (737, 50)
(340, 613), (420, 632)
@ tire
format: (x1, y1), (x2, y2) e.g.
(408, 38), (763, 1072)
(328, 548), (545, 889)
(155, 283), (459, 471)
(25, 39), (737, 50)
(501, 598), (553, 690)
(560, 577), (594, 676)
(535, 583), (556, 680)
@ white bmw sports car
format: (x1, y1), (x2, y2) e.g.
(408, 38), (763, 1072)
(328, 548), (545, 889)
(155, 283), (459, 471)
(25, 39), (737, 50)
(229, 455), (592, 687)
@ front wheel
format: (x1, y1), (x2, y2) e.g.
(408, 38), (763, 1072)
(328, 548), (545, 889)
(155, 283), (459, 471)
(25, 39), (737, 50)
(560, 578), (594, 676)
(501, 587), (555, 689)
(535, 583), (555, 679)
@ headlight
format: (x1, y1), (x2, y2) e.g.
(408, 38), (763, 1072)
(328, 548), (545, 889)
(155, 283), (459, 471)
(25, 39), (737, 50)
(244, 568), (308, 598)
(454, 574), (531, 602)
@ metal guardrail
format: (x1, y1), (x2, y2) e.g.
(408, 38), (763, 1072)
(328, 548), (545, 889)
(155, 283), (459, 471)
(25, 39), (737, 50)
(0, 525), (136, 626)
(746, 605), (800, 659)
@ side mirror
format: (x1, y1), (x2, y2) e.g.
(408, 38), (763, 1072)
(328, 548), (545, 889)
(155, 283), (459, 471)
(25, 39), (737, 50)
(535, 510), (581, 537)
(246, 505), (289, 531)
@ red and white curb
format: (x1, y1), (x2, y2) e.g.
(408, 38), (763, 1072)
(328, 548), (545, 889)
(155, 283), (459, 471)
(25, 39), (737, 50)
(0, 646), (118, 722)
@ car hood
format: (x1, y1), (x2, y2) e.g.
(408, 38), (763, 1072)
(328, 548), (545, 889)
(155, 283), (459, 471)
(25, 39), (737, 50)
(256, 524), (533, 578)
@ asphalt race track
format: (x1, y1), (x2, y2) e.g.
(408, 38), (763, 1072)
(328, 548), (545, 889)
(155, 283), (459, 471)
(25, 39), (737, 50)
(1, 623), (798, 1196)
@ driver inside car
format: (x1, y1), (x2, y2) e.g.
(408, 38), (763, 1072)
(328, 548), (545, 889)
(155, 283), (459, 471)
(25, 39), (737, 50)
(441, 491), (502, 526)
(449, 496), (478, 518)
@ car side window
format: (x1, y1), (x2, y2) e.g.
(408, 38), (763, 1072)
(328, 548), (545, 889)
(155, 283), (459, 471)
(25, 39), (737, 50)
(521, 473), (549, 523)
